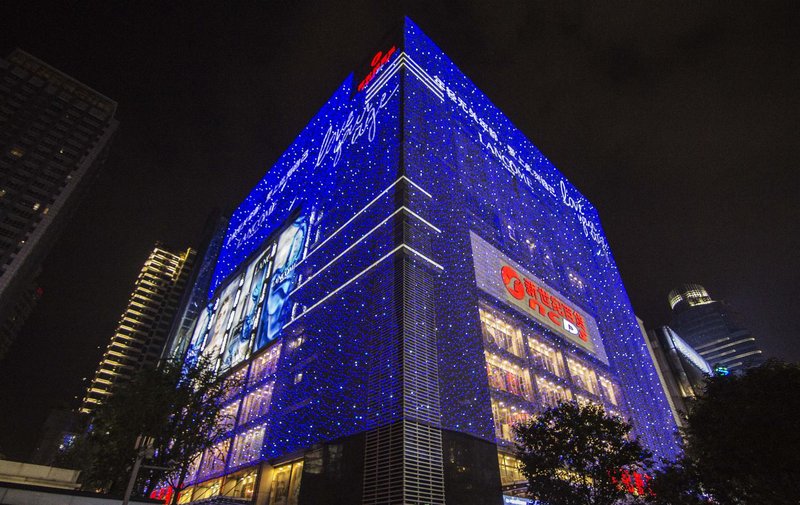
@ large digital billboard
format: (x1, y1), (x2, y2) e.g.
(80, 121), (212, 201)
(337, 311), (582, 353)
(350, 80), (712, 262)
(187, 213), (309, 371)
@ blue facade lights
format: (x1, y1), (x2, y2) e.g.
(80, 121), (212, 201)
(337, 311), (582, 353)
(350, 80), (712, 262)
(173, 17), (679, 493)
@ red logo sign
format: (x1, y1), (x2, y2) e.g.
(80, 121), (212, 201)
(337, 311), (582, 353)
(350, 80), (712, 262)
(501, 264), (590, 342)
(357, 46), (397, 92)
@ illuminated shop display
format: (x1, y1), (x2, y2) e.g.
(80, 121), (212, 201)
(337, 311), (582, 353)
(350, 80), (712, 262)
(167, 18), (678, 505)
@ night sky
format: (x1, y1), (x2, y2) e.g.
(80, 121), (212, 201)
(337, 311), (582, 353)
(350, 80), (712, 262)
(0, 1), (797, 460)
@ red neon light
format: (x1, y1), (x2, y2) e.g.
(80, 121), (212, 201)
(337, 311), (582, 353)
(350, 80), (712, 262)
(500, 264), (589, 342)
(357, 46), (397, 92)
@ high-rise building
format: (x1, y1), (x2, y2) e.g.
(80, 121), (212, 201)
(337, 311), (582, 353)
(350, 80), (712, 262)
(668, 283), (763, 372)
(161, 212), (228, 365)
(163, 19), (678, 505)
(0, 49), (118, 360)
(645, 325), (713, 427)
(80, 244), (195, 414)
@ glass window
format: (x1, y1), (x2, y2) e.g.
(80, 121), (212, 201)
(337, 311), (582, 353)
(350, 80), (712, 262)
(598, 375), (619, 406)
(197, 440), (230, 480)
(566, 357), (599, 396)
(191, 477), (222, 501)
(528, 335), (565, 377)
(480, 308), (524, 357)
(229, 425), (266, 469)
(269, 460), (304, 505)
(222, 467), (258, 499)
(498, 452), (525, 486)
(535, 376), (572, 408)
(485, 352), (532, 400)
(250, 345), (281, 385)
(239, 382), (274, 426)
(491, 398), (533, 442)
(217, 401), (240, 434)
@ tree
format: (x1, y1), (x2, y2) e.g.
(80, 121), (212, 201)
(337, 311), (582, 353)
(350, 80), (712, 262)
(646, 457), (709, 505)
(675, 360), (800, 505)
(514, 402), (652, 505)
(65, 357), (238, 503)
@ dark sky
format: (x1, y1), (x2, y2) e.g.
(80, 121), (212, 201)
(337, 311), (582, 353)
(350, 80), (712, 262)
(0, 1), (797, 460)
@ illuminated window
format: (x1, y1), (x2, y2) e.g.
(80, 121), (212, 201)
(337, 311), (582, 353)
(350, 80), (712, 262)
(485, 352), (532, 400)
(9, 146), (24, 158)
(535, 376), (572, 408)
(268, 460), (304, 505)
(229, 425), (265, 468)
(217, 401), (240, 433)
(480, 308), (524, 357)
(239, 382), (274, 425)
(566, 357), (599, 396)
(32, 202), (40, 211)
(528, 335), (565, 377)
(197, 440), (230, 480)
(250, 345), (281, 385)
(497, 452), (525, 486)
(191, 478), (222, 502)
(221, 467), (258, 499)
(598, 376), (619, 406)
(491, 398), (533, 442)
(575, 394), (602, 409)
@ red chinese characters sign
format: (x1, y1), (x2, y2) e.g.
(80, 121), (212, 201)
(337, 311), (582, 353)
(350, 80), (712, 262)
(470, 231), (605, 361)
(501, 264), (590, 343)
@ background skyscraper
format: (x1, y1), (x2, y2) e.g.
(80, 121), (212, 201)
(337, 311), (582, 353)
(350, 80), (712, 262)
(669, 283), (764, 372)
(80, 244), (194, 414)
(0, 49), (118, 359)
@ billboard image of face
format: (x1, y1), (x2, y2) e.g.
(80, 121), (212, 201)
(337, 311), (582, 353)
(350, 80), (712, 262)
(257, 214), (308, 350)
(189, 213), (309, 371)
(202, 284), (236, 365)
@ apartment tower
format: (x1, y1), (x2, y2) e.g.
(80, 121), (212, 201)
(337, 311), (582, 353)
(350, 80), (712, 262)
(80, 244), (195, 414)
(0, 49), (118, 359)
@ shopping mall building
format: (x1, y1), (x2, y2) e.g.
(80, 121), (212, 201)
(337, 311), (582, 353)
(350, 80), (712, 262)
(166, 18), (679, 505)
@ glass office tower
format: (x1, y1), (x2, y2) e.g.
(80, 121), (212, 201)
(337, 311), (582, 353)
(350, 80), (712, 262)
(167, 19), (678, 505)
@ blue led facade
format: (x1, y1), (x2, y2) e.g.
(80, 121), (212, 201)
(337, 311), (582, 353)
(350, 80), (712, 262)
(174, 18), (678, 505)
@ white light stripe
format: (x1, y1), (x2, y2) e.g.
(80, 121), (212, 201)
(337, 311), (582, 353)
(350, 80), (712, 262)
(290, 205), (439, 296)
(284, 243), (442, 327)
(302, 176), (432, 263)
(404, 54), (443, 97)
(366, 52), (444, 103)
(366, 56), (404, 102)
(403, 207), (441, 233)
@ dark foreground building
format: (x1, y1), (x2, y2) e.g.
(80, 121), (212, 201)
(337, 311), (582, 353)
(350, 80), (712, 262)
(0, 50), (118, 359)
(165, 19), (678, 505)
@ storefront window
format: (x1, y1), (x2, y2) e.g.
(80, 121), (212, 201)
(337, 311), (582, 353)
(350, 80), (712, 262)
(268, 460), (304, 505)
(497, 452), (525, 486)
(485, 352), (532, 399)
(239, 382), (274, 426)
(566, 358), (599, 396)
(491, 398), (533, 442)
(528, 336), (565, 377)
(222, 467), (258, 499)
(480, 308), (524, 357)
(190, 477), (222, 501)
(535, 376), (572, 408)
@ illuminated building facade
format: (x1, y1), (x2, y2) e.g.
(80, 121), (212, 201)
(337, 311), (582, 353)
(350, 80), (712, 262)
(668, 284), (764, 372)
(0, 50), (118, 360)
(81, 244), (195, 414)
(167, 19), (679, 505)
